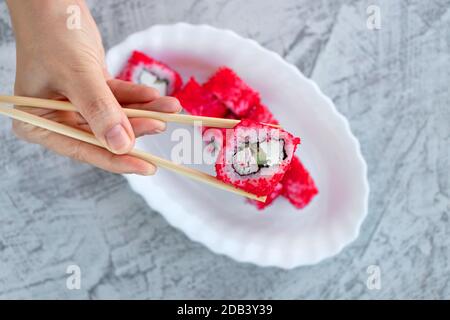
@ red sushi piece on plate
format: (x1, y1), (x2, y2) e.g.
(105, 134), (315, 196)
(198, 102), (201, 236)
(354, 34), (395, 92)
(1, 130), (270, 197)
(116, 50), (182, 96)
(215, 120), (300, 197)
(282, 156), (318, 209)
(203, 67), (260, 117)
(245, 102), (279, 125)
(247, 182), (283, 210)
(174, 78), (228, 118)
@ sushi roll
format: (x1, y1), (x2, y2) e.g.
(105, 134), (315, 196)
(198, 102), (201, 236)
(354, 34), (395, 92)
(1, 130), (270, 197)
(281, 156), (318, 209)
(172, 66), (318, 210)
(203, 67), (260, 117)
(174, 78), (228, 118)
(216, 120), (300, 197)
(116, 50), (182, 96)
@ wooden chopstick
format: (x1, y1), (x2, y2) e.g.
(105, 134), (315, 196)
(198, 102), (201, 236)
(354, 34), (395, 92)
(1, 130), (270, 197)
(0, 103), (267, 202)
(0, 95), (281, 129)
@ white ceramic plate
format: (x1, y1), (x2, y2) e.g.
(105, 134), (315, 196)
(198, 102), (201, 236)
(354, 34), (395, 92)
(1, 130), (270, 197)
(106, 23), (369, 269)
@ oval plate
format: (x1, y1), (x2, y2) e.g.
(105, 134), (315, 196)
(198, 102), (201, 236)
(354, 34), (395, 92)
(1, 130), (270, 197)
(106, 23), (369, 269)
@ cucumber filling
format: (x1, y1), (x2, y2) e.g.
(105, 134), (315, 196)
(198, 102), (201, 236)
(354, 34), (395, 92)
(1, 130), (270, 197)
(258, 139), (286, 167)
(232, 138), (286, 176)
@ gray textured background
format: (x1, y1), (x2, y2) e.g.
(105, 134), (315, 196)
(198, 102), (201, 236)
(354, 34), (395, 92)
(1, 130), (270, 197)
(0, 0), (449, 299)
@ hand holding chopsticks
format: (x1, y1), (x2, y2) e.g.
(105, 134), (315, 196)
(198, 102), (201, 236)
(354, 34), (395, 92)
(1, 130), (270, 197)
(0, 95), (280, 129)
(0, 95), (267, 202)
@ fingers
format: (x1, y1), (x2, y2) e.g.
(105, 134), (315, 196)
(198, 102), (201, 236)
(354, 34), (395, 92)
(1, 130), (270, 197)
(127, 96), (182, 113)
(13, 120), (156, 175)
(129, 118), (166, 137)
(65, 70), (135, 155)
(76, 119), (166, 138)
(61, 139), (156, 175)
(107, 79), (160, 104)
(108, 78), (182, 113)
(65, 94), (181, 137)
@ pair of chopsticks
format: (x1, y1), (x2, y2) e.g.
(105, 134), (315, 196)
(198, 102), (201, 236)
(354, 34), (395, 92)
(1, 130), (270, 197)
(0, 95), (281, 129)
(0, 95), (267, 202)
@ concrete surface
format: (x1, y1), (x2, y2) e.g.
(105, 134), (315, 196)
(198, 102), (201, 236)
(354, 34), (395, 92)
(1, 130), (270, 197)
(0, 0), (448, 299)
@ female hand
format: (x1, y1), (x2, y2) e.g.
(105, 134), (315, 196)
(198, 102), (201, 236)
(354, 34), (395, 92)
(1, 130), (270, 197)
(6, 0), (180, 175)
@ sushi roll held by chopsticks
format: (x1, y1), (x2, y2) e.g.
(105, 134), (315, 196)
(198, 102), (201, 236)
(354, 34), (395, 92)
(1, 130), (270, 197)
(216, 120), (300, 197)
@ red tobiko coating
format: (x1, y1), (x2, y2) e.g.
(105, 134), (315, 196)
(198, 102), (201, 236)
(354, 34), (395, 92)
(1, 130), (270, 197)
(203, 67), (260, 117)
(281, 156), (318, 209)
(174, 78), (228, 118)
(247, 183), (283, 210)
(244, 102), (279, 125)
(116, 50), (183, 95)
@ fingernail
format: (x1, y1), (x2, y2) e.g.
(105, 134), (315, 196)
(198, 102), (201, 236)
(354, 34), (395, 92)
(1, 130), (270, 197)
(154, 121), (166, 133)
(140, 166), (156, 176)
(175, 102), (183, 113)
(105, 124), (131, 153)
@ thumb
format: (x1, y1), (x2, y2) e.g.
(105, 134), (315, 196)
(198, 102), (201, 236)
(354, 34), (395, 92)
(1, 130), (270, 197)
(65, 71), (135, 154)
